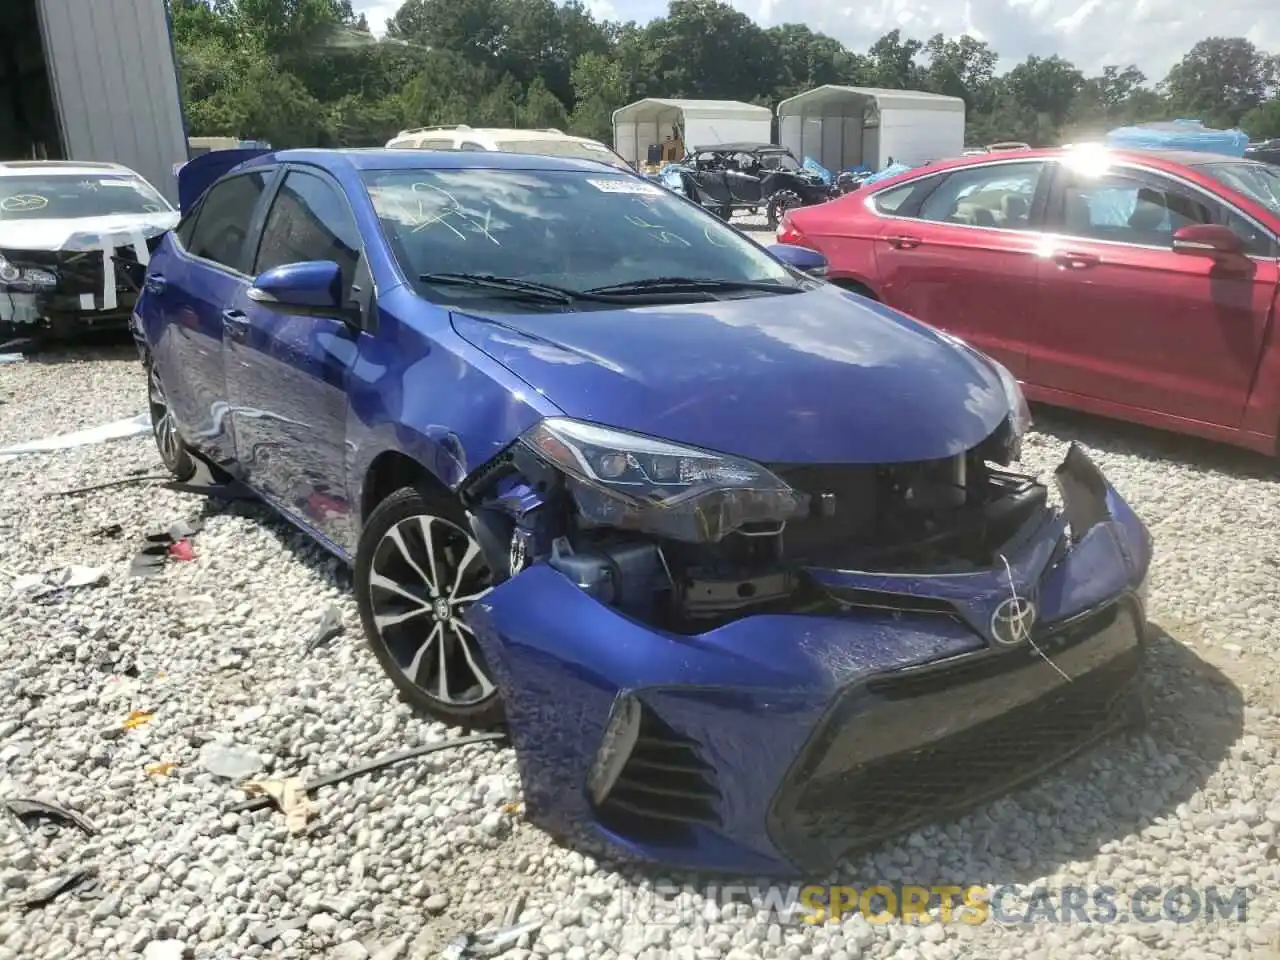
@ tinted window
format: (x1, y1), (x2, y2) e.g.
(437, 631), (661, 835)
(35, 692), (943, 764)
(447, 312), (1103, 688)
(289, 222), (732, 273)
(872, 182), (917, 214)
(1057, 171), (1214, 247)
(254, 170), (361, 296)
(362, 168), (795, 306)
(459, 142), (489, 152)
(187, 171), (270, 270)
(0, 173), (171, 220)
(918, 162), (1044, 230)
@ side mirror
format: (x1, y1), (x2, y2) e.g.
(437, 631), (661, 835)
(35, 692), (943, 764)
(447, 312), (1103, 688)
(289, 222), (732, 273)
(768, 242), (828, 278)
(1172, 224), (1245, 259)
(248, 260), (347, 316)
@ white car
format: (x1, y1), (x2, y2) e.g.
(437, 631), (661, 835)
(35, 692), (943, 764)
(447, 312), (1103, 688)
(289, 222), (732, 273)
(0, 160), (177, 340)
(385, 125), (633, 170)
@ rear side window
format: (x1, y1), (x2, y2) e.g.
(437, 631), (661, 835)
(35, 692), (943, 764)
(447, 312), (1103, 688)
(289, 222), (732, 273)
(459, 142), (489, 151)
(872, 183), (917, 214)
(918, 162), (1045, 230)
(253, 170), (361, 298)
(186, 171), (270, 271)
(411, 139), (456, 150)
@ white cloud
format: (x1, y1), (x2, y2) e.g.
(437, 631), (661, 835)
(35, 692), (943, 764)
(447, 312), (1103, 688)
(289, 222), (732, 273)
(352, 0), (1280, 79)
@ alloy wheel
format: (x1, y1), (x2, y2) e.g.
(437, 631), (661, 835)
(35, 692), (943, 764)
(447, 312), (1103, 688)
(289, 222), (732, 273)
(148, 364), (183, 469)
(368, 514), (496, 706)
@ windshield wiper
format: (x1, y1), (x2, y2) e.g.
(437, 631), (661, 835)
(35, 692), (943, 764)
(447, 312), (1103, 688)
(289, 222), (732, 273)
(419, 272), (583, 304)
(584, 276), (804, 295)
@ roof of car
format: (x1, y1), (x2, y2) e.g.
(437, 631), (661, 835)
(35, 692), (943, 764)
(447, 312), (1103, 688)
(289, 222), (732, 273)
(241, 148), (632, 175)
(0, 159), (138, 177)
(865, 145), (1273, 189)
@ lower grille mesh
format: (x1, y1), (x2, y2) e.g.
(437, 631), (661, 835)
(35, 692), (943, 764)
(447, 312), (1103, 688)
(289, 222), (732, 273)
(772, 643), (1141, 865)
(597, 706), (721, 842)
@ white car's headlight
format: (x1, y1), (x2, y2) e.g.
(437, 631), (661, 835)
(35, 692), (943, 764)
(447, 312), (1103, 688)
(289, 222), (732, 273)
(0, 256), (19, 283)
(518, 417), (809, 543)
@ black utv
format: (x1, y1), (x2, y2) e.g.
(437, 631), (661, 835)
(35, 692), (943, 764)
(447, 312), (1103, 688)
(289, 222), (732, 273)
(668, 143), (832, 227)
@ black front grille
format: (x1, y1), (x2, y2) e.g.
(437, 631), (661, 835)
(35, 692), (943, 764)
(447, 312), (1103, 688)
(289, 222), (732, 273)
(767, 601), (1144, 869)
(596, 706), (721, 842)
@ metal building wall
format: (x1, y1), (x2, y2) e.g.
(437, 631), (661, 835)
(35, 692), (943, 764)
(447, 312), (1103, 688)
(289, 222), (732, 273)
(36, 0), (188, 203)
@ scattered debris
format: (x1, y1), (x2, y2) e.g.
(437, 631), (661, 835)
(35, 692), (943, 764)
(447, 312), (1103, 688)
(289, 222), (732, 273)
(6, 798), (100, 909)
(0, 411), (150, 463)
(200, 742), (267, 780)
(9, 564), (107, 598)
(93, 522), (125, 539)
(6, 798), (98, 837)
(242, 777), (314, 834)
(47, 475), (172, 499)
(130, 518), (205, 577)
(145, 762), (177, 777)
(163, 473), (256, 501)
(226, 733), (507, 816)
(437, 917), (542, 960)
(18, 866), (98, 909)
(0, 352), (24, 364)
(303, 604), (345, 655)
(122, 710), (153, 731)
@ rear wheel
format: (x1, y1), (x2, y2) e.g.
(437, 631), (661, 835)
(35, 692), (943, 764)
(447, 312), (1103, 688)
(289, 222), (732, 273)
(147, 360), (196, 481)
(355, 486), (503, 728)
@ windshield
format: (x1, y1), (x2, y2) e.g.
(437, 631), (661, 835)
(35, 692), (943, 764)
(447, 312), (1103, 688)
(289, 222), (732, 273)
(1199, 162), (1280, 215)
(363, 168), (796, 307)
(0, 174), (172, 220)
(495, 139), (632, 170)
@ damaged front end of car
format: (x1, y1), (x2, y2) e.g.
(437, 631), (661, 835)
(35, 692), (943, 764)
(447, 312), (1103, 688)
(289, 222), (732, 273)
(460, 410), (1153, 876)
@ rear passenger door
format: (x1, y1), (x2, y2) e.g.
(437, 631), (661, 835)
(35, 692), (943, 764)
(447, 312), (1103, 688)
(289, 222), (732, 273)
(871, 160), (1051, 375)
(1031, 162), (1278, 427)
(152, 168), (274, 469)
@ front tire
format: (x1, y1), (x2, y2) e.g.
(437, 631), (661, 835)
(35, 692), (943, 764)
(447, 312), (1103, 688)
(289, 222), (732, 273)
(355, 486), (504, 728)
(147, 360), (196, 481)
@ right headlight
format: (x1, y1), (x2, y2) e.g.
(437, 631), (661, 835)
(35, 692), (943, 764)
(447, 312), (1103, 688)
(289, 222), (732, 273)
(518, 417), (809, 543)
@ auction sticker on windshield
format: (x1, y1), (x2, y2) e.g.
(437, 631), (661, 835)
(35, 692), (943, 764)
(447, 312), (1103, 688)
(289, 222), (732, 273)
(587, 178), (663, 196)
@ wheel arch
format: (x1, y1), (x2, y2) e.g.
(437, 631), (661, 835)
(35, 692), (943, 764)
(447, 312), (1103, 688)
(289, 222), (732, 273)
(359, 449), (451, 524)
(829, 276), (880, 301)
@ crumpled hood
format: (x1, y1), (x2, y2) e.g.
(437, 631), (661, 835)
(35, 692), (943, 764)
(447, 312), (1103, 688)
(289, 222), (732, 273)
(0, 212), (178, 253)
(450, 284), (1011, 464)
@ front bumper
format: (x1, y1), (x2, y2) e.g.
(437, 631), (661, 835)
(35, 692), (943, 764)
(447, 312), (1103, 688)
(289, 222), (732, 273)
(467, 446), (1153, 875)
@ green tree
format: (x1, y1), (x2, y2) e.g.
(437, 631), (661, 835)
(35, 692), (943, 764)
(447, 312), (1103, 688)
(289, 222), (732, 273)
(1165, 38), (1276, 127)
(1242, 100), (1280, 140)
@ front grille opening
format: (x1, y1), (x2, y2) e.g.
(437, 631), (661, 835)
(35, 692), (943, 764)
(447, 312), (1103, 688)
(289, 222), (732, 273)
(824, 586), (960, 619)
(595, 706), (721, 844)
(865, 603), (1122, 699)
(776, 648), (1140, 863)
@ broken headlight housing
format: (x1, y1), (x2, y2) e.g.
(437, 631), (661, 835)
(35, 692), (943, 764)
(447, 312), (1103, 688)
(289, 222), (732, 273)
(0, 255), (56, 289)
(518, 417), (809, 543)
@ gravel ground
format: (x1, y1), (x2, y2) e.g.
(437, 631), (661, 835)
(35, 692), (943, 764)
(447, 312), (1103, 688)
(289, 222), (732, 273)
(2, 332), (1280, 960)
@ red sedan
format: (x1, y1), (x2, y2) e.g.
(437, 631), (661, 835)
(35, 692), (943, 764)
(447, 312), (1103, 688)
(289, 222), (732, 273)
(776, 146), (1280, 455)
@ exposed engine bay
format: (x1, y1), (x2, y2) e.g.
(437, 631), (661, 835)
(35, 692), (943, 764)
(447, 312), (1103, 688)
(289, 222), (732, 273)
(461, 415), (1045, 633)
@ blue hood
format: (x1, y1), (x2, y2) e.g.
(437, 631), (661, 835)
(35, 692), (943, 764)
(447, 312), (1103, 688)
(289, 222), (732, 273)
(449, 285), (1011, 464)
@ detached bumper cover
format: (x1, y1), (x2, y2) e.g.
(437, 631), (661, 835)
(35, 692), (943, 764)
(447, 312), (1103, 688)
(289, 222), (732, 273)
(467, 445), (1153, 875)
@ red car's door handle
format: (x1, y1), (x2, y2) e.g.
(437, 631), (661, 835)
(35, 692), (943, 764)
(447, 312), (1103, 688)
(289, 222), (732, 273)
(886, 234), (922, 249)
(1054, 251), (1100, 269)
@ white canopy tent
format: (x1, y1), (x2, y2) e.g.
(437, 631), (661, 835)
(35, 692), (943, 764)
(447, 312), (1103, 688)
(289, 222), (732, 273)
(776, 86), (965, 172)
(612, 98), (773, 166)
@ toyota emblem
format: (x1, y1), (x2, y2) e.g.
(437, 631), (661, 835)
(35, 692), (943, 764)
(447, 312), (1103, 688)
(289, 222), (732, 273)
(990, 595), (1037, 646)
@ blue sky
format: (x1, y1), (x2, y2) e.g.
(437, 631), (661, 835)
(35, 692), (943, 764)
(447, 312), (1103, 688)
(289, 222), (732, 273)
(352, 0), (1278, 80)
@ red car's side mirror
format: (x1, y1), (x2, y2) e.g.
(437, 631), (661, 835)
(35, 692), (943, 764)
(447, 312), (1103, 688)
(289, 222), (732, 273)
(1171, 223), (1245, 259)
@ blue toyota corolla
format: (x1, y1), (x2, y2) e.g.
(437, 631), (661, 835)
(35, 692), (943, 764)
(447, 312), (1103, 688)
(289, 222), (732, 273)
(133, 147), (1153, 876)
